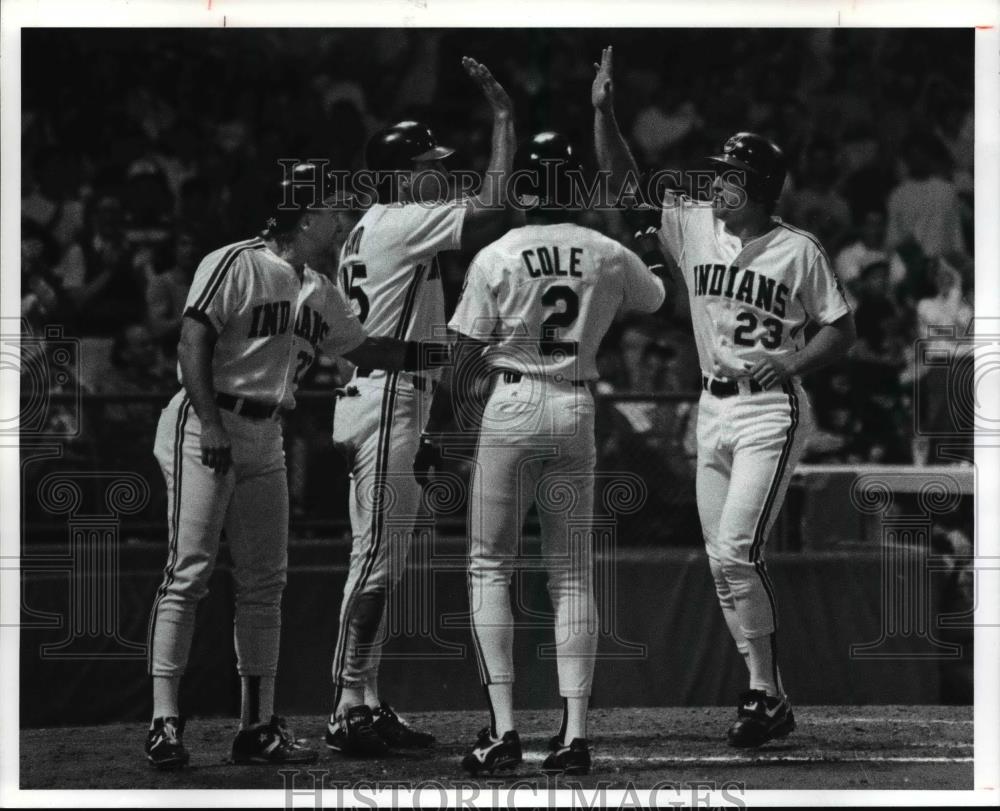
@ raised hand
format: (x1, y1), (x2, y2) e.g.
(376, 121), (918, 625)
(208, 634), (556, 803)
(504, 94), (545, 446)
(592, 45), (614, 112)
(462, 56), (513, 118)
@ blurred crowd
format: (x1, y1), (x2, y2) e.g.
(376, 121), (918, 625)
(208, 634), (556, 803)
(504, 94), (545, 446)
(20, 29), (974, 539)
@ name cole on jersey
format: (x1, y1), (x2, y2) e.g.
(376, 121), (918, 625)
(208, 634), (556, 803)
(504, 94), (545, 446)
(451, 223), (664, 382)
(520, 245), (584, 279)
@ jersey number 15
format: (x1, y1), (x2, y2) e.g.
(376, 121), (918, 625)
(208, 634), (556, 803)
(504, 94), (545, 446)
(341, 263), (370, 324)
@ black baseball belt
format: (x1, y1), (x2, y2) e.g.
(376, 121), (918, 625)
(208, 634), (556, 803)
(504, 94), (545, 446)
(215, 392), (281, 419)
(701, 374), (765, 397)
(496, 369), (588, 388)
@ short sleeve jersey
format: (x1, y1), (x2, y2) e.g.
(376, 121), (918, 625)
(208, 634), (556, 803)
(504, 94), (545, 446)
(658, 192), (851, 379)
(337, 201), (467, 348)
(182, 237), (367, 408)
(449, 223), (665, 381)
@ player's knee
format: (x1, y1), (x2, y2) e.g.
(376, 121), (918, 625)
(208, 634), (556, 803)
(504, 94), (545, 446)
(165, 551), (216, 600)
(234, 569), (287, 607)
(718, 553), (753, 583)
(468, 556), (515, 578)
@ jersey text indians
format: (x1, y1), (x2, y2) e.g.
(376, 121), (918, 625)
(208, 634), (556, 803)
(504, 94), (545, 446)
(247, 300), (331, 346)
(691, 263), (789, 319)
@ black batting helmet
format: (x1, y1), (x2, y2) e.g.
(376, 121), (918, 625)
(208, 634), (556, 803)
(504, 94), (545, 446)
(262, 162), (327, 236)
(365, 120), (455, 172)
(707, 132), (786, 203)
(514, 131), (582, 206)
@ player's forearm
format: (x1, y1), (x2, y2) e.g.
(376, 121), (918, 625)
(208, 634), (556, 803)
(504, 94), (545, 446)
(477, 111), (516, 209)
(594, 108), (639, 200)
(784, 314), (856, 377)
(632, 229), (674, 304)
(423, 366), (456, 435)
(178, 321), (224, 427)
(340, 337), (452, 373)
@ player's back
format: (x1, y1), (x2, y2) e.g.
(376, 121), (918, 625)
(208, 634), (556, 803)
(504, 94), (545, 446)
(452, 222), (664, 381)
(338, 200), (466, 342)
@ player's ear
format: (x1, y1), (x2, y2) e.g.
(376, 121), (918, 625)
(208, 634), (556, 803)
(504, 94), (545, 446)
(398, 170), (413, 199)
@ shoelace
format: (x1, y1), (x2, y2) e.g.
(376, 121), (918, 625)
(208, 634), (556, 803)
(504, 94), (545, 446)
(272, 717), (300, 747)
(380, 706), (412, 729)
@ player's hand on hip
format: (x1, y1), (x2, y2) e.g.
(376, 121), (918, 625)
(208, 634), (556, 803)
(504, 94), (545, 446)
(462, 57), (513, 118)
(747, 357), (792, 390)
(200, 421), (233, 475)
(592, 46), (614, 112)
(413, 433), (444, 485)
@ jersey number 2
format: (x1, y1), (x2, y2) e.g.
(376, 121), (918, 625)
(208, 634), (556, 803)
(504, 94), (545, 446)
(341, 264), (370, 324)
(733, 311), (782, 349)
(540, 285), (579, 357)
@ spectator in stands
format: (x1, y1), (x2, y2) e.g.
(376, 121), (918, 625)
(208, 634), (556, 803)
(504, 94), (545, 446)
(782, 140), (852, 254)
(597, 340), (699, 545)
(97, 322), (173, 456)
(147, 229), (200, 357)
(916, 257), (973, 337)
(886, 133), (966, 261)
(22, 147), (86, 252)
(834, 208), (907, 306)
(849, 261), (910, 462)
(21, 218), (72, 333)
(911, 258), (974, 463)
(617, 320), (655, 392)
(631, 84), (704, 167)
(804, 365), (867, 463)
(59, 195), (147, 335)
(122, 159), (176, 277)
(177, 174), (231, 246)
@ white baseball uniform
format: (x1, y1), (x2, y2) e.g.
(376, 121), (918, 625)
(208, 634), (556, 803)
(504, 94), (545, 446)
(450, 222), (664, 700)
(149, 236), (366, 685)
(658, 193), (851, 687)
(330, 200), (467, 697)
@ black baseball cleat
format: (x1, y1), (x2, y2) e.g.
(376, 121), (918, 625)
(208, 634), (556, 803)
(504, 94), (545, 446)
(542, 737), (592, 775)
(325, 705), (390, 757)
(727, 689), (796, 748)
(232, 715), (319, 764)
(145, 716), (190, 770)
(461, 727), (522, 775)
(372, 702), (435, 748)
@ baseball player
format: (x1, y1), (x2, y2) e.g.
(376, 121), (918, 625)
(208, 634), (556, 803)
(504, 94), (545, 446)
(592, 47), (856, 747)
(416, 132), (666, 776)
(325, 57), (520, 756)
(144, 164), (442, 769)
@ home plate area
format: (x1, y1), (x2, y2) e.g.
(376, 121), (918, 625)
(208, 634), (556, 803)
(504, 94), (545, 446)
(20, 705), (972, 792)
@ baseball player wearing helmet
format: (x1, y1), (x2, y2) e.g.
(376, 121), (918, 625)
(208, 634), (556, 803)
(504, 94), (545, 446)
(324, 57), (520, 757)
(416, 132), (666, 776)
(592, 47), (856, 747)
(144, 164), (442, 769)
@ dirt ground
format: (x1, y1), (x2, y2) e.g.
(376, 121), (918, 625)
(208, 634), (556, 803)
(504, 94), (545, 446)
(20, 704), (972, 794)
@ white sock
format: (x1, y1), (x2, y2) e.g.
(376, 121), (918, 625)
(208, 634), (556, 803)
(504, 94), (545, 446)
(364, 682), (380, 710)
(561, 696), (588, 744)
(152, 675), (180, 725)
(746, 634), (782, 696)
(335, 686), (365, 719)
(486, 683), (515, 737)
